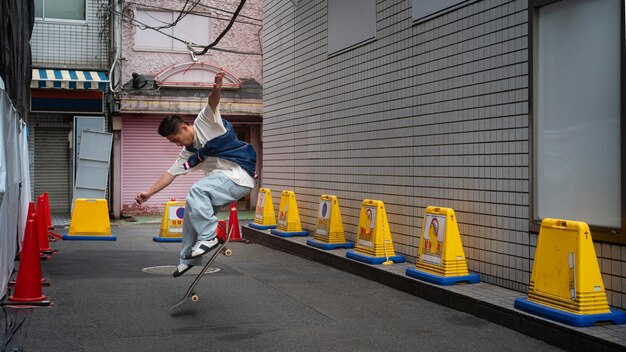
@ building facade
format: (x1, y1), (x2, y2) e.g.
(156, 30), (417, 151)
(262, 0), (626, 309)
(113, 0), (263, 216)
(28, 0), (111, 214)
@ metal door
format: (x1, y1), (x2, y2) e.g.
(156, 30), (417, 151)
(72, 130), (112, 208)
(73, 116), (104, 183)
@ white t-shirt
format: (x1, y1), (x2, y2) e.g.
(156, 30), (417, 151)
(167, 105), (255, 188)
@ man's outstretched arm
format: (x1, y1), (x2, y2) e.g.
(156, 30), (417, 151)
(135, 172), (177, 204)
(208, 71), (225, 113)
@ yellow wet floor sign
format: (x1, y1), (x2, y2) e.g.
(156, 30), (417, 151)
(346, 199), (403, 264)
(406, 206), (479, 285)
(249, 188), (277, 230)
(514, 218), (626, 327)
(153, 200), (185, 242)
(307, 195), (354, 250)
(271, 190), (309, 237)
(63, 199), (116, 241)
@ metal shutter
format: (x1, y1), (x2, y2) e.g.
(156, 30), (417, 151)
(121, 115), (204, 213)
(34, 127), (71, 213)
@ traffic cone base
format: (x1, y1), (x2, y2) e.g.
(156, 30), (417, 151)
(515, 297), (626, 327)
(1, 295), (52, 307)
(307, 239), (354, 250)
(406, 267), (480, 285)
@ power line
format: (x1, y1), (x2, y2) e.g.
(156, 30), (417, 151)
(189, 0), (247, 56)
(124, 1), (262, 27)
(110, 0), (261, 56)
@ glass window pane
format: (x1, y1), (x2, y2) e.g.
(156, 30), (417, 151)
(172, 13), (210, 51)
(134, 10), (174, 51)
(328, 0), (376, 54)
(34, 0), (43, 18)
(535, 0), (621, 227)
(45, 0), (85, 20)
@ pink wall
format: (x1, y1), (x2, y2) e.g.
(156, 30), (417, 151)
(121, 114), (204, 215)
(121, 0), (263, 85)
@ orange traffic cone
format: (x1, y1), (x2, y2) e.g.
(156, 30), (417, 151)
(15, 203), (35, 259)
(228, 202), (244, 242)
(37, 195), (57, 255)
(11, 204), (50, 286)
(43, 192), (62, 241)
(43, 192), (53, 229)
(216, 220), (227, 242)
(3, 216), (51, 306)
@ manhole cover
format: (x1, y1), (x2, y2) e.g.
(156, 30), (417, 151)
(141, 265), (220, 275)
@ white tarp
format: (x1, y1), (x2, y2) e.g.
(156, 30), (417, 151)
(0, 76), (31, 298)
(18, 121), (31, 248)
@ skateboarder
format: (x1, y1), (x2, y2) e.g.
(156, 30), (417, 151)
(135, 71), (256, 277)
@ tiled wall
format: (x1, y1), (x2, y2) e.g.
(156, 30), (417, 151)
(31, 0), (109, 69)
(262, 0), (626, 309)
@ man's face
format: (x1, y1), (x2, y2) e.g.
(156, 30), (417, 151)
(166, 124), (194, 147)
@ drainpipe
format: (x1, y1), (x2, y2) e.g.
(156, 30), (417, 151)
(110, 0), (123, 219)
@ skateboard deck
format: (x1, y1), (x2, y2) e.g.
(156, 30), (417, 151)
(170, 226), (233, 310)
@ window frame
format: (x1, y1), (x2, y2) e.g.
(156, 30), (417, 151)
(133, 8), (211, 54)
(529, 0), (626, 244)
(411, 0), (478, 24)
(34, 0), (87, 23)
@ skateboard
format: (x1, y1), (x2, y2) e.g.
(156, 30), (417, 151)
(170, 226), (233, 310)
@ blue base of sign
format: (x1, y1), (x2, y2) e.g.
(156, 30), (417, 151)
(306, 239), (355, 250)
(248, 222), (276, 230)
(270, 229), (309, 237)
(152, 236), (182, 242)
(346, 250), (404, 264)
(514, 297), (626, 327)
(405, 267), (480, 286)
(62, 234), (116, 241)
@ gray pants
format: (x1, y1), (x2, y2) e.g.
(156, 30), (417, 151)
(180, 172), (252, 265)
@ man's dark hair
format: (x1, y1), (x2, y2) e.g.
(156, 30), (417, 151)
(158, 115), (189, 137)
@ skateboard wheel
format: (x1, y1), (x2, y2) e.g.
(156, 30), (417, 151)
(224, 248), (232, 257)
(191, 294), (199, 302)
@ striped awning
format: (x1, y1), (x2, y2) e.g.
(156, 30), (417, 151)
(31, 68), (109, 91)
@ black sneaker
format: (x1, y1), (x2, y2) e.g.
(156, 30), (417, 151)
(173, 263), (194, 277)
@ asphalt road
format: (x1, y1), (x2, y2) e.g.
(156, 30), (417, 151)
(1, 223), (562, 352)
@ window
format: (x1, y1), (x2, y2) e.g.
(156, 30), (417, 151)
(327, 0), (376, 54)
(412, 0), (472, 23)
(532, 0), (623, 241)
(35, 0), (86, 21)
(134, 9), (210, 53)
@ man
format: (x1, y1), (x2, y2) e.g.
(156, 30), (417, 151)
(135, 71), (256, 277)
